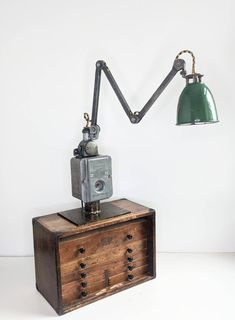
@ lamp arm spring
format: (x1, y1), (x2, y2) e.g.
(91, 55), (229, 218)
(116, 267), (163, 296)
(90, 58), (186, 127)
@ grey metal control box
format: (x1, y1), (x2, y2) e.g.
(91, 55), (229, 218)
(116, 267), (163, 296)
(71, 155), (113, 203)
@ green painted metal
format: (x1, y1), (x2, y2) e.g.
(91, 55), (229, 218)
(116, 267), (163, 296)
(176, 82), (218, 125)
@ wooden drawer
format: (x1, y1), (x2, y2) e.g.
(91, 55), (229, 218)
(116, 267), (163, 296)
(59, 218), (149, 305)
(109, 264), (149, 286)
(62, 263), (149, 305)
(33, 199), (156, 315)
(59, 219), (147, 264)
(60, 252), (149, 291)
(60, 241), (148, 284)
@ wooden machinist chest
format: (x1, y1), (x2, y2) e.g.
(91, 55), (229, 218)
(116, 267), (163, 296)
(33, 199), (156, 315)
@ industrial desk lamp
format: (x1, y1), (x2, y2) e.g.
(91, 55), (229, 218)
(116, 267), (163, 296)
(59, 50), (218, 225)
(32, 50), (219, 314)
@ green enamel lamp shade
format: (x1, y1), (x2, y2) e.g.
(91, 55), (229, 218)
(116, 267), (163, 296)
(177, 82), (218, 125)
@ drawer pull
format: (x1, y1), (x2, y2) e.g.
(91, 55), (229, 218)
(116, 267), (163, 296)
(81, 291), (87, 297)
(128, 274), (134, 280)
(128, 265), (134, 271)
(79, 247), (85, 254)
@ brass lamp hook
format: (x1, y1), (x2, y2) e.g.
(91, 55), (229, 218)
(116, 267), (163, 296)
(84, 112), (91, 127)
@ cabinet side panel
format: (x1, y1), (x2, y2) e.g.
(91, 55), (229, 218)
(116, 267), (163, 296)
(146, 211), (156, 277)
(33, 219), (60, 313)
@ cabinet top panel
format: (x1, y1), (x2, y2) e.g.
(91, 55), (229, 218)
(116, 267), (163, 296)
(33, 199), (155, 238)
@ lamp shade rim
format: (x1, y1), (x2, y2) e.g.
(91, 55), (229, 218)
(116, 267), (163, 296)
(176, 120), (219, 126)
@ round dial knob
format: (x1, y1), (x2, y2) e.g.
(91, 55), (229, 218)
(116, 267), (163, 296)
(85, 141), (98, 156)
(94, 180), (105, 192)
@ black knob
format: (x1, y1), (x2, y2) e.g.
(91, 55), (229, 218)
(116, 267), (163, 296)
(127, 248), (133, 253)
(127, 234), (133, 240)
(128, 274), (134, 280)
(128, 265), (134, 271)
(81, 282), (87, 288)
(80, 272), (86, 278)
(79, 247), (85, 254)
(127, 257), (133, 262)
(81, 291), (87, 297)
(80, 263), (86, 269)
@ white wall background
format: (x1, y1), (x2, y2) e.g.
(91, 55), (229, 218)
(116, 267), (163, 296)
(0, 0), (234, 256)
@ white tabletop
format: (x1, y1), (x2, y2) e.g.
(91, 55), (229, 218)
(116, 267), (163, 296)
(0, 254), (234, 320)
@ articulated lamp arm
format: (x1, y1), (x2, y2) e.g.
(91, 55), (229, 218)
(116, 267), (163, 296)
(74, 50), (212, 157)
(91, 58), (186, 127)
(71, 51), (218, 214)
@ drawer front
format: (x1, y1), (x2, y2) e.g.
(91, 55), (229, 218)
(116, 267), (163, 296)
(59, 219), (147, 264)
(60, 239), (148, 284)
(59, 218), (150, 306)
(61, 263), (149, 305)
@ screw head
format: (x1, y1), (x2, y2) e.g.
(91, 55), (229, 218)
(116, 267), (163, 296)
(128, 265), (134, 271)
(79, 247), (85, 254)
(81, 282), (87, 288)
(127, 234), (133, 240)
(127, 248), (133, 253)
(80, 273), (86, 278)
(80, 263), (86, 269)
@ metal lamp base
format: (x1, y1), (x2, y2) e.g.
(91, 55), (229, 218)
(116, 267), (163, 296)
(58, 201), (130, 226)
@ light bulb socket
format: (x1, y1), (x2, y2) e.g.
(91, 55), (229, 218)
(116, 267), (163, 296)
(184, 73), (203, 84)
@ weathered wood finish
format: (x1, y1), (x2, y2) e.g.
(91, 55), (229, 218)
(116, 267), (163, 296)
(33, 199), (156, 315)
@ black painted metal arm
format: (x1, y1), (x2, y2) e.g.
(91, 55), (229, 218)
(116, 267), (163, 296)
(91, 58), (186, 126)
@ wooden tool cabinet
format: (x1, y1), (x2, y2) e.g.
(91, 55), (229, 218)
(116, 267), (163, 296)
(33, 199), (156, 315)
